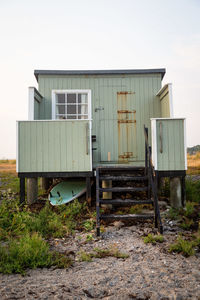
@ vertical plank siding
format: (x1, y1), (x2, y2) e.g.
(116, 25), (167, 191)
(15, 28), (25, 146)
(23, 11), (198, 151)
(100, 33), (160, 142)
(38, 74), (162, 165)
(18, 120), (91, 172)
(155, 119), (186, 171)
(158, 85), (171, 118)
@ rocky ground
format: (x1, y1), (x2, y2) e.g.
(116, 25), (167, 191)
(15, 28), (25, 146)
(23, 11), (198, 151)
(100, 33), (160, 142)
(0, 219), (200, 300)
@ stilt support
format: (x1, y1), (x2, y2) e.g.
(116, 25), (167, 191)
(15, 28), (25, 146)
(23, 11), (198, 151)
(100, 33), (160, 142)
(20, 177), (25, 204)
(86, 177), (92, 206)
(27, 177), (38, 205)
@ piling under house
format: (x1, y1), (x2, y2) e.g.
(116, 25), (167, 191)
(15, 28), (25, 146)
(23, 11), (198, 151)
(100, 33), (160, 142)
(17, 69), (187, 234)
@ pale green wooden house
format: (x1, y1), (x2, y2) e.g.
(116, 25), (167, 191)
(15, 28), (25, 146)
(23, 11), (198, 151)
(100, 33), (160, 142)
(17, 69), (187, 210)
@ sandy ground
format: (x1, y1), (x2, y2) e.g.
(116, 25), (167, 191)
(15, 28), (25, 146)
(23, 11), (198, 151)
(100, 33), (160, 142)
(0, 220), (200, 300)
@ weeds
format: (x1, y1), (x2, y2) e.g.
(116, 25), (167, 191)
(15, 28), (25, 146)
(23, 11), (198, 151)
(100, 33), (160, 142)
(86, 234), (94, 242)
(143, 234), (164, 244)
(82, 219), (95, 232)
(186, 179), (200, 203)
(0, 233), (72, 274)
(169, 236), (195, 257)
(78, 246), (129, 262)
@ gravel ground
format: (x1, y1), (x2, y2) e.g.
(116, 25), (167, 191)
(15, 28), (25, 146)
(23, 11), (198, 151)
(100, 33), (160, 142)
(0, 220), (200, 300)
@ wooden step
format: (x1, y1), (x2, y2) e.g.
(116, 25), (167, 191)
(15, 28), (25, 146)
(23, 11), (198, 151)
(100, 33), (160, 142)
(97, 166), (145, 171)
(98, 186), (148, 192)
(100, 214), (154, 220)
(99, 199), (153, 205)
(99, 175), (148, 181)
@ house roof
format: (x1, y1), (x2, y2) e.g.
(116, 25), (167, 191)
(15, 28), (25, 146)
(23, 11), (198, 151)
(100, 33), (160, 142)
(34, 68), (166, 81)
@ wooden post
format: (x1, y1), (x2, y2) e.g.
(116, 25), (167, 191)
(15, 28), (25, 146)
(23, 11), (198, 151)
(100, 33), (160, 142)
(86, 177), (92, 206)
(181, 176), (186, 207)
(170, 177), (182, 208)
(41, 178), (52, 191)
(157, 176), (165, 197)
(27, 178), (38, 205)
(20, 177), (25, 204)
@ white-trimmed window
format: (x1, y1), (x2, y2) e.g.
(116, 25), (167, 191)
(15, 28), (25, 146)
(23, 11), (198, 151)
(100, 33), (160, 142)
(52, 90), (91, 120)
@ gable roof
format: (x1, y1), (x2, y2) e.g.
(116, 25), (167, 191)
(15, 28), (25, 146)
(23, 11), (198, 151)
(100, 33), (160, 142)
(34, 68), (166, 81)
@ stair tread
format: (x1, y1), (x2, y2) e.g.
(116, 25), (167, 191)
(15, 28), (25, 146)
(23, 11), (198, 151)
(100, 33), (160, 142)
(99, 199), (153, 205)
(96, 166), (145, 170)
(101, 214), (154, 220)
(99, 186), (148, 192)
(99, 175), (148, 181)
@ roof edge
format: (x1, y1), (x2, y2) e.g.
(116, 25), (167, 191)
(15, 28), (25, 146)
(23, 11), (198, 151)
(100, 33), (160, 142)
(34, 68), (166, 81)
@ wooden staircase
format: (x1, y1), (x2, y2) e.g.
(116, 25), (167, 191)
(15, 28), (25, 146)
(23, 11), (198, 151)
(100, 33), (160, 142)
(96, 126), (163, 236)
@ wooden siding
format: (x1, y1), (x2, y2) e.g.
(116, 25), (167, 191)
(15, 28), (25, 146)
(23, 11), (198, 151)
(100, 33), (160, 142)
(38, 74), (162, 165)
(17, 120), (91, 172)
(152, 119), (186, 171)
(157, 84), (171, 118)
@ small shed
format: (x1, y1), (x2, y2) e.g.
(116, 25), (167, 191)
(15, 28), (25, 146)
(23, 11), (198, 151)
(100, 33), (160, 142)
(17, 69), (186, 215)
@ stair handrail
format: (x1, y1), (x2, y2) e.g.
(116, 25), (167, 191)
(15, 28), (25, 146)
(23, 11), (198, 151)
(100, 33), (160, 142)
(144, 125), (163, 233)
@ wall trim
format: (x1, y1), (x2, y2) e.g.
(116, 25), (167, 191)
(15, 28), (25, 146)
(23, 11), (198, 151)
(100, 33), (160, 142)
(28, 87), (34, 120)
(151, 119), (157, 170)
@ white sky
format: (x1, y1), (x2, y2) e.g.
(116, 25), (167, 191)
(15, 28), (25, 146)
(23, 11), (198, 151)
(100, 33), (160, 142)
(0, 0), (200, 158)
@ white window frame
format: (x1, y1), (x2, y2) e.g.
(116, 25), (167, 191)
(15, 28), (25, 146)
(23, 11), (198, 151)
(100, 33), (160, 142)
(52, 89), (92, 120)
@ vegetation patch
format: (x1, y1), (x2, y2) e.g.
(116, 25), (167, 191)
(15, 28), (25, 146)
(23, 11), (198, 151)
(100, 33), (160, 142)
(0, 232), (72, 274)
(169, 232), (200, 257)
(78, 246), (129, 262)
(143, 233), (164, 244)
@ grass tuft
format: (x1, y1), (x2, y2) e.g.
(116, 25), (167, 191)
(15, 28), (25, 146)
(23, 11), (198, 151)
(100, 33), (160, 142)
(169, 236), (195, 257)
(143, 234), (164, 244)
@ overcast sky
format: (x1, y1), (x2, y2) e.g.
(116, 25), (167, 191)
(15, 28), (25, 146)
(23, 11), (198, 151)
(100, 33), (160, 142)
(0, 0), (199, 158)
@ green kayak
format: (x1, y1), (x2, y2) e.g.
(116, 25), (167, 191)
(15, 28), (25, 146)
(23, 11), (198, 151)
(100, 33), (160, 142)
(49, 180), (86, 206)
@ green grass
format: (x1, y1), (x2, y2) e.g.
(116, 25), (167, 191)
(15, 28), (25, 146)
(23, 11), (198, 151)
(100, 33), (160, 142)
(0, 173), (19, 193)
(78, 246), (129, 262)
(169, 236), (195, 257)
(0, 232), (72, 274)
(186, 179), (200, 203)
(0, 198), (88, 241)
(143, 234), (164, 244)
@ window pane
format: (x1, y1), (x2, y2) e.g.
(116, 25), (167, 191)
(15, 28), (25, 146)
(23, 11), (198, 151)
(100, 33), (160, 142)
(67, 104), (76, 115)
(57, 94), (65, 103)
(57, 105), (65, 114)
(78, 93), (88, 104)
(78, 104), (88, 115)
(67, 94), (76, 104)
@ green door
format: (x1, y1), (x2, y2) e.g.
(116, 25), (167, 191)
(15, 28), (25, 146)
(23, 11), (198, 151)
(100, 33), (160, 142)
(99, 89), (137, 163)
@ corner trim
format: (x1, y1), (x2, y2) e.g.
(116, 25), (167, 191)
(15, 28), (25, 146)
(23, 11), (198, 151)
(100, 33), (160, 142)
(28, 87), (34, 120)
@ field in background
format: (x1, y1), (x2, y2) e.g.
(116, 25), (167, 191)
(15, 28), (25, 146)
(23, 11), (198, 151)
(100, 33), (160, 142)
(0, 159), (16, 174)
(187, 152), (200, 175)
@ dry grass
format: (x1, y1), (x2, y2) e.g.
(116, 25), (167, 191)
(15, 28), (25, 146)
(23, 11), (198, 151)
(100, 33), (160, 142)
(187, 152), (200, 175)
(0, 160), (16, 174)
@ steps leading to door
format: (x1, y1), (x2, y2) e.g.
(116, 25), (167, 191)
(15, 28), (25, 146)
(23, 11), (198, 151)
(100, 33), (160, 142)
(96, 165), (162, 236)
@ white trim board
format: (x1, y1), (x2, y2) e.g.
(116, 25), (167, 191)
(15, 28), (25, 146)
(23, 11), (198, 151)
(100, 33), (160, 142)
(168, 83), (174, 117)
(184, 119), (187, 170)
(28, 87), (34, 120)
(16, 122), (19, 173)
(151, 119), (158, 170)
